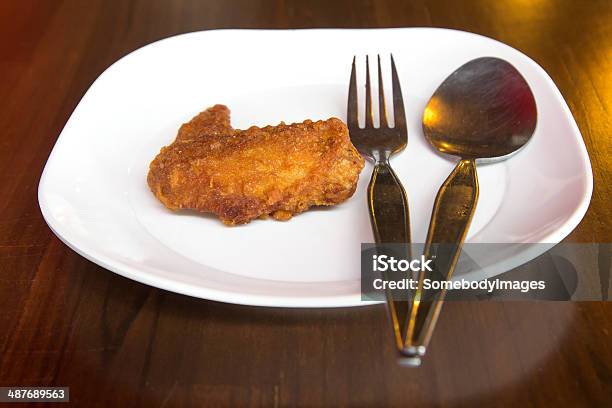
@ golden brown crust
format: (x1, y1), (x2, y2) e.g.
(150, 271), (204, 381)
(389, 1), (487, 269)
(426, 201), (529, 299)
(147, 105), (365, 225)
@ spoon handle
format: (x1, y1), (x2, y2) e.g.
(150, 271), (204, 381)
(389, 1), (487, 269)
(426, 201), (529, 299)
(405, 158), (479, 354)
(367, 161), (411, 352)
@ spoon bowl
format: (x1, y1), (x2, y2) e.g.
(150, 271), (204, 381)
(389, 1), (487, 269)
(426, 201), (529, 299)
(423, 57), (537, 159)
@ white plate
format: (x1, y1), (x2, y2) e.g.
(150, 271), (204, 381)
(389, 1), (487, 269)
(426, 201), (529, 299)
(38, 28), (592, 307)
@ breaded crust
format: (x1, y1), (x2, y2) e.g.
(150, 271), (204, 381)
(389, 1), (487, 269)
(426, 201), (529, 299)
(147, 105), (365, 225)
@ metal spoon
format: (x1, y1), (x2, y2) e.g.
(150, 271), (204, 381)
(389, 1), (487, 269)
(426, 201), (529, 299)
(403, 57), (537, 363)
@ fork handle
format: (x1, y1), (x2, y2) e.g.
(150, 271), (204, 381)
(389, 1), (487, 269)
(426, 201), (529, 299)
(406, 158), (479, 352)
(367, 161), (411, 244)
(367, 161), (412, 352)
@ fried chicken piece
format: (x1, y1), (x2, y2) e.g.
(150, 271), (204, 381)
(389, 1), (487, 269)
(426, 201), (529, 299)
(147, 105), (365, 225)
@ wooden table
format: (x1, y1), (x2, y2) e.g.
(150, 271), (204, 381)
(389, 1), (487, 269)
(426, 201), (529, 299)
(1, 0), (610, 406)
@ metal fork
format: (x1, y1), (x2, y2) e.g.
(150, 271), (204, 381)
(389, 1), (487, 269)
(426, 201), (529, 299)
(347, 55), (414, 361)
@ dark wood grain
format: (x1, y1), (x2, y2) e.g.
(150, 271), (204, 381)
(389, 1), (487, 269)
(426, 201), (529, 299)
(0, 0), (611, 406)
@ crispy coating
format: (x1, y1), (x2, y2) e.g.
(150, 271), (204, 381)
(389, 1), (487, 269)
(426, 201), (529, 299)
(147, 105), (365, 225)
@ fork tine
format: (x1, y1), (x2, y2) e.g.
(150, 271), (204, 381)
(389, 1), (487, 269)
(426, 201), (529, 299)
(377, 55), (388, 128)
(365, 55), (373, 129)
(390, 54), (406, 131)
(347, 56), (359, 129)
